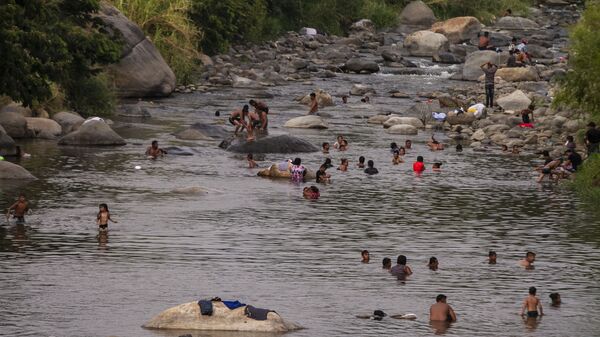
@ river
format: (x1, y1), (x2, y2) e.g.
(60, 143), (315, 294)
(1, 68), (600, 337)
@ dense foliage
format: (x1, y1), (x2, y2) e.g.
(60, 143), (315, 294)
(112, 0), (201, 84)
(554, 0), (600, 123)
(0, 0), (121, 115)
(425, 0), (533, 23)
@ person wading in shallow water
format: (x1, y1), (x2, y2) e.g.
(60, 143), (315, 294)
(430, 294), (457, 322)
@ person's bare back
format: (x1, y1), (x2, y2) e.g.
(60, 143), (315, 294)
(430, 295), (456, 322)
(521, 287), (543, 317)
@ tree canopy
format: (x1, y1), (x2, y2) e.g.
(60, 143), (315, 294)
(0, 0), (122, 108)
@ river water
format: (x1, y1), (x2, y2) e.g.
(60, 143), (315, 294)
(1, 68), (600, 337)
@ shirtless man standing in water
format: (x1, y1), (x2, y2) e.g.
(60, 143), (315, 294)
(430, 294), (457, 322)
(6, 195), (29, 224)
(308, 93), (319, 115)
(146, 140), (167, 159)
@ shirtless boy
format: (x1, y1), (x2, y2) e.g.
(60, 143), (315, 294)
(229, 105), (249, 135)
(519, 251), (536, 268)
(146, 140), (167, 159)
(249, 99), (269, 130)
(308, 93), (318, 115)
(521, 287), (543, 318)
(6, 194), (29, 224)
(430, 294), (457, 322)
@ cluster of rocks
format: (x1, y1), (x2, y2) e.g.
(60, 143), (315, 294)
(179, 0), (584, 158)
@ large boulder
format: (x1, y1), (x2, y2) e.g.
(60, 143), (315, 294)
(1, 102), (32, 117)
(299, 89), (334, 107)
(174, 123), (230, 140)
(0, 110), (29, 138)
(344, 58), (380, 74)
(52, 111), (85, 135)
(446, 113), (476, 125)
(368, 114), (397, 124)
(380, 47), (402, 62)
(225, 135), (318, 154)
(526, 44), (553, 59)
(0, 124), (16, 155)
(143, 301), (302, 332)
(350, 84), (376, 96)
(497, 90), (532, 111)
(383, 116), (424, 129)
(386, 124), (418, 135)
(25, 118), (62, 139)
(58, 119), (126, 146)
(463, 51), (509, 81)
(0, 161), (36, 180)
(431, 17), (482, 44)
(258, 164), (316, 180)
(495, 16), (540, 30)
(399, 1), (436, 26)
(403, 30), (449, 57)
(494, 67), (540, 82)
(284, 115), (328, 129)
(98, 3), (176, 98)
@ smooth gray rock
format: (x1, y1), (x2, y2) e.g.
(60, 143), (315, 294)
(52, 111), (85, 135)
(98, 3), (176, 98)
(399, 1), (436, 26)
(0, 161), (36, 180)
(0, 124), (16, 155)
(344, 58), (380, 74)
(25, 118), (62, 139)
(0, 110), (29, 138)
(58, 119), (126, 146)
(225, 135), (319, 154)
(174, 123), (230, 140)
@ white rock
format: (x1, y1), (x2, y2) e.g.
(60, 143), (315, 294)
(383, 116), (424, 129)
(283, 115), (328, 129)
(497, 90), (531, 112)
(386, 124), (418, 135)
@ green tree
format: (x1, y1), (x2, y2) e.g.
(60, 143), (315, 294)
(554, 0), (600, 121)
(0, 0), (122, 109)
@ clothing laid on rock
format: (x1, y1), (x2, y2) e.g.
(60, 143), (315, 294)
(198, 300), (213, 316)
(245, 305), (274, 321)
(222, 300), (246, 310)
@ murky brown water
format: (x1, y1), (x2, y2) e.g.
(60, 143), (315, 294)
(2, 68), (600, 337)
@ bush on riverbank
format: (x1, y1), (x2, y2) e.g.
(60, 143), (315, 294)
(572, 155), (600, 204)
(554, 1), (600, 122)
(0, 0), (121, 115)
(425, 0), (533, 23)
(111, 0), (201, 84)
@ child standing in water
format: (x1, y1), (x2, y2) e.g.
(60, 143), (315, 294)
(97, 203), (117, 232)
(6, 194), (29, 224)
(521, 287), (543, 318)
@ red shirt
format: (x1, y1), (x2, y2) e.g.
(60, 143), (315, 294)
(413, 161), (425, 172)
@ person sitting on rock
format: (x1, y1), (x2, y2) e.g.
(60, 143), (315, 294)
(249, 99), (269, 130)
(146, 140), (167, 159)
(478, 31), (495, 51)
(519, 105), (534, 128)
(308, 92), (319, 115)
(509, 37), (518, 53)
(229, 105), (249, 135)
(507, 50), (525, 68)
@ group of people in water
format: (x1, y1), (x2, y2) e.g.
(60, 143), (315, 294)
(359, 249), (561, 325)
